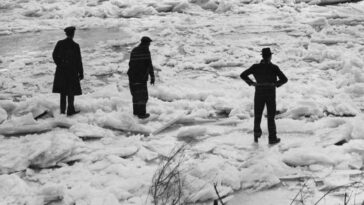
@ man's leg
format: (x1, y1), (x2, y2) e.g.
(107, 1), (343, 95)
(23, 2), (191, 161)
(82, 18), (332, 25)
(136, 95), (149, 118)
(132, 102), (138, 116)
(67, 95), (75, 112)
(60, 94), (66, 114)
(267, 94), (279, 144)
(130, 84), (138, 116)
(67, 95), (80, 116)
(141, 85), (149, 117)
(130, 83), (149, 118)
(254, 94), (265, 142)
(139, 101), (147, 116)
(132, 101), (149, 118)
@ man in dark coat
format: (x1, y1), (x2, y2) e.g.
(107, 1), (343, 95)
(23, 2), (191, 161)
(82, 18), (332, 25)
(128, 36), (155, 119)
(240, 48), (288, 145)
(52, 26), (84, 116)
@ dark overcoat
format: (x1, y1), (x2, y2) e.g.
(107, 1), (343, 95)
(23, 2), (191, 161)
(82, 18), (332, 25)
(52, 38), (83, 95)
(127, 44), (154, 83)
(127, 44), (155, 104)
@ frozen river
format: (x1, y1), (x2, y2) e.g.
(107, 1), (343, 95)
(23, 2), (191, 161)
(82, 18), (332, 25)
(0, 27), (129, 56)
(1, 0), (364, 205)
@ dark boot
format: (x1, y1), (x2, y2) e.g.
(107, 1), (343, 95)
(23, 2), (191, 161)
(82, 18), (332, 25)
(254, 131), (262, 143)
(67, 110), (80, 116)
(137, 103), (150, 119)
(269, 138), (281, 145)
(133, 103), (143, 117)
(136, 102), (149, 119)
(138, 113), (150, 119)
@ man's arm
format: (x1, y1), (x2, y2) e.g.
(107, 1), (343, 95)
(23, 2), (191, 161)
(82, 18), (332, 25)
(77, 45), (84, 80)
(52, 41), (61, 66)
(240, 65), (255, 86)
(148, 51), (155, 85)
(275, 66), (288, 87)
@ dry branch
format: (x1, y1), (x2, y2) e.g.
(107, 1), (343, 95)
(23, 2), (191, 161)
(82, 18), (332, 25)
(149, 144), (188, 205)
(213, 183), (225, 205)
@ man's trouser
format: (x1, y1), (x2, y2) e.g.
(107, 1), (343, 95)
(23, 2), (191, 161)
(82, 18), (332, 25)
(60, 94), (75, 114)
(254, 92), (277, 140)
(129, 83), (148, 116)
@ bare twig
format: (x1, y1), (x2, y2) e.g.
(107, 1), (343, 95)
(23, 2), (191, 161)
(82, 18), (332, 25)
(290, 180), (309, 205)
(213, 183), (225, 205)
(314, 188), (337, 205)
(149, 144), (188, 205)
(315, 182), (362, 205)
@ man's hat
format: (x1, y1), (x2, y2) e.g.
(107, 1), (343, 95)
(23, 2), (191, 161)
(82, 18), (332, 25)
(262, 47), (273, 56)
(141, 36), (152, 43)
(64, 26), (76, 33)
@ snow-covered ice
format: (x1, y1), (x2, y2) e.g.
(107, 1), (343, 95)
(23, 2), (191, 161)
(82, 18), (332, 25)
(1, 0), (364, 204)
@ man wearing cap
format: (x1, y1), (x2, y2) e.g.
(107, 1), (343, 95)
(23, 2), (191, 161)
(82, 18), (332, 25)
(240, 48), (288, 145)
(52, 26), (84, 116)
(127, 36), (155, 119)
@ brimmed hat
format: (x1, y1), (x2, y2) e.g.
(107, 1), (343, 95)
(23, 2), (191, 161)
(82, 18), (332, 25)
(262, 47), (273, 56)
(141, 36), (152, 43)
(64, 26), (76, 33)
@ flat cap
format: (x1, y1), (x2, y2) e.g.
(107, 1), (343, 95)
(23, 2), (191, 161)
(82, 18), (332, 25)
(141, 36), (152, 43)
(64, 26), (76, 33)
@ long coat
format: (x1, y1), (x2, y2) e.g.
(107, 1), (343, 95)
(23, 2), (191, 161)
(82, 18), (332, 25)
(52, 38), (83, 95)
(127, 44), (155, 105)
(127, 44), (154, 83)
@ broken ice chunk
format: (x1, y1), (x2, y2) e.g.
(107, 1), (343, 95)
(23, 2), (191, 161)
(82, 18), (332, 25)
(0, 174), (41, 204)
(0, 107), (6, 124)
(40, 184), (64, 204)
(70, 123), (113, 139)
(176, 126), (207, 142)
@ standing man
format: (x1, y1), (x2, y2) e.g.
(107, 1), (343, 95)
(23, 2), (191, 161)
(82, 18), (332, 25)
(52, 26), (84, 116)
(128, 36), (155, 119)
(240, 48), (288, 145)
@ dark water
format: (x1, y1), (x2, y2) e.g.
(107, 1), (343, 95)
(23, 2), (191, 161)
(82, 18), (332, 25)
(0, 27), (130, 56)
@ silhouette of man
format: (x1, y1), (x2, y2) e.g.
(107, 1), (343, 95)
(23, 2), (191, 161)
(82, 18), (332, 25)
(240, 48), (288, 144)
(52, 26), (83, 116)
(128, 36), (155, 119)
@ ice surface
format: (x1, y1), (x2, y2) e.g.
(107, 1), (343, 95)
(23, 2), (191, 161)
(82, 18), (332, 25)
(351, 116), (364, 139)
(70, 123), (114, 139)
(1, 0), (364, 204)
(183, 174), (233, 202)
(0, 174), (41, 205)
(0, 118), (73, 136)
(0, 107), (6, 124)
(176, 126), (207, 141)
(40, 184), (64, 204)
(283, 147), (331, 166)
(0, 131), (82, 174)
(241, 149), (297, 190)
(97, 111), (152, 134)
(318, 123), (352, 147)
(187, 154), (241, 190)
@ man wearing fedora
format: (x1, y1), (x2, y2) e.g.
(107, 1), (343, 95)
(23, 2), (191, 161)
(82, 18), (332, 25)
(127, 36), (155, 119)
(52, 26), (83, 116)
(240, 48), (288, 145)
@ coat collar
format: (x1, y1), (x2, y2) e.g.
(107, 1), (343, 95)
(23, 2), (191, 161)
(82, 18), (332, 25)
(260, 59), (271, 64)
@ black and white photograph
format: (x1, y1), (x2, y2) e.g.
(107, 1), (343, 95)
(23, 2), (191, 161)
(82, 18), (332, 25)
(0, 0), (364, 204)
